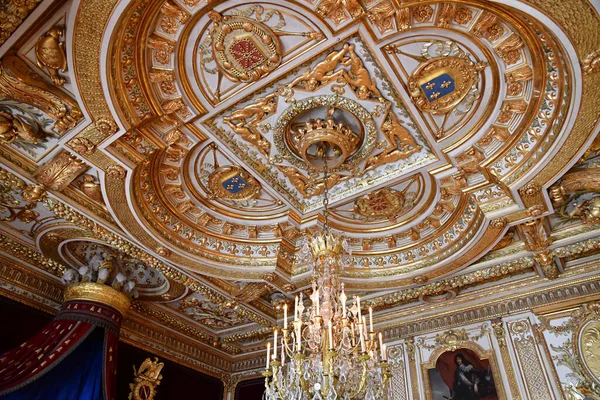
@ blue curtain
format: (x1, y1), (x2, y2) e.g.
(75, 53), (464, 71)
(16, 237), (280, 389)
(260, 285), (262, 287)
(2, 329), (104, 400)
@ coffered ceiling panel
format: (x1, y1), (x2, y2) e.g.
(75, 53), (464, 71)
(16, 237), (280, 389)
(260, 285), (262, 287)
(0, 0), (599, 374)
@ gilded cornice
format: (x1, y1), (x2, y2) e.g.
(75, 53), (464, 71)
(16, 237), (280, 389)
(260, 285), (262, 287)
(379, 274), (600, 340)
(0, 232), (65, 277)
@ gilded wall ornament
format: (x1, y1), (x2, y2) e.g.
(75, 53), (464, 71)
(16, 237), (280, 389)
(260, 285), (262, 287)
(232, 282), (270, 303)
(407, 42), (486, 114)
(435, 3), (456, 28)
(367, 1), (397, 34)
(207, 165), (262, 201)
(354, 187), (407, 222)
(288, 43), (351, 92)
(209, 10), (282, 83)
(518, 218), (551, 252)
(179, 296), (248, 329)
(535, 250), (559, 280)
(363, 114), (420, 173)
(0, 0), (42, 46)
(0, 55), (82, 133)
(223, 93), (277, 157)
(580, 321), (600, 383)
(316, 0), (364, 23)
(279, 165), (350, 199)
(34, 150), (88, 191)
(78, 174), (104, 203)
(148, 34), (175, 65)
(69, 137), (96, 155)
(495, 34), (524, 65)
(128, 357), (164, 400)
(0, 111), (46, 144)
(205, 6), (322, 100)
(582, 49), (600, 75)
(95, 116), (118, 135)
(107, 164), (127, 179)
(569, 197), (600, 225)
(34, 26), (67, 87)
(413, 5), (433, 23)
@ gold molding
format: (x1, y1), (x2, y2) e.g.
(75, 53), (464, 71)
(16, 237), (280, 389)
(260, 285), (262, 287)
(63, 282), (131, 316)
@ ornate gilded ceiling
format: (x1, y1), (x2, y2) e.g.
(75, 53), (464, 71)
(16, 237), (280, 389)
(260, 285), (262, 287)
(0, 0), (599, 377)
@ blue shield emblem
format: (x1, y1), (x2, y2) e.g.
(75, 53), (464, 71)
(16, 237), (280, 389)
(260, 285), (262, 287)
(222, 174), (248, 194)
(420, 73), (456, 103)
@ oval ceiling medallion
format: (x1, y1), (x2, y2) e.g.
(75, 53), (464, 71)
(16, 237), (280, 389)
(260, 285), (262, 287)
(408, 43), (486, 114)
(209, 11), (282, 83)
(208, 165), (262, 201)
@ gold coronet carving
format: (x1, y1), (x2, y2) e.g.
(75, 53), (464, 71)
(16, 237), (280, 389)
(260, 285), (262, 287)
(63, 282), (131, 316)
(35, 26), (68, 87)
(292, 107), (361, 169)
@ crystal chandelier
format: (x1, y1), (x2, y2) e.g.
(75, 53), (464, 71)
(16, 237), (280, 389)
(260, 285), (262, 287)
(263, 118), (392, 399)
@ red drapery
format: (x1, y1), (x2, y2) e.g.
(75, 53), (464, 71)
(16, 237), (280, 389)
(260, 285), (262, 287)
(0, 298), (124, 399)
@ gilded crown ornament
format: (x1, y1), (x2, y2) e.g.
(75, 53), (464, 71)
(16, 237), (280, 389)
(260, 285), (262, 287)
(293, 107), (362, 170)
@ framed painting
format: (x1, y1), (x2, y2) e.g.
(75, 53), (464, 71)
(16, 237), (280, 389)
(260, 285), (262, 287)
(422, 344), (506, 400)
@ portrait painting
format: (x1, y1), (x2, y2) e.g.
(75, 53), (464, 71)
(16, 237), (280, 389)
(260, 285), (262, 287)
(427, 348), (499, 400)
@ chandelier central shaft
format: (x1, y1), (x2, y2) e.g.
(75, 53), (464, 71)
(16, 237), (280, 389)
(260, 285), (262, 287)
(263, 152), (392, 400)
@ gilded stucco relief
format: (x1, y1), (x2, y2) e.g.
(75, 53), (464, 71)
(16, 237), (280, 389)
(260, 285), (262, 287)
(0, 0), (598, 385)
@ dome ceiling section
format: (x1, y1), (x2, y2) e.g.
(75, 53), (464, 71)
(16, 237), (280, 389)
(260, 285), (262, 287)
(61, 240), (170, 297)
(182, 2), (329, 111)
(204, 35), (436, 215)
(97, 0), (582, 287)
(182, 142), (289, 221)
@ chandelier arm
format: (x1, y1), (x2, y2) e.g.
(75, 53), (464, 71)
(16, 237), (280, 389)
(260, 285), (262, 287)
(293, 353), (311, 396)
(348, 353), (370, 399)
(381, 362), (392, 398)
